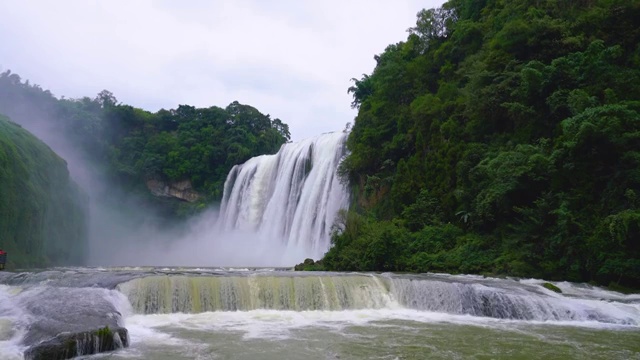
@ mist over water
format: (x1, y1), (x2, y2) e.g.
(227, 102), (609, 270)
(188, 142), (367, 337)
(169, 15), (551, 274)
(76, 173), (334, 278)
(100, 131), (350, 267)
(1, 104), (180, 266)
(4, 98), (349, 267)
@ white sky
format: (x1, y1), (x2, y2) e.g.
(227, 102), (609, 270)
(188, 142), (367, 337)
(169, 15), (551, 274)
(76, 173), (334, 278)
(0, 0), (446, 141)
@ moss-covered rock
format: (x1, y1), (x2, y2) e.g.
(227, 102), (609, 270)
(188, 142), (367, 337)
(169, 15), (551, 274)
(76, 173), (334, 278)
(542, 282), (562, 293)
(23, 326), (129, 360)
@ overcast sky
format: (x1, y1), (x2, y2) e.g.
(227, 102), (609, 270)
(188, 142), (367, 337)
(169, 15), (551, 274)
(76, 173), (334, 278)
(0, 0), (445, 141)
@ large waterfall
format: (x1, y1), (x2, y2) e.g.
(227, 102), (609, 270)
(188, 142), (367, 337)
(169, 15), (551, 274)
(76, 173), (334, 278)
(216, 131), (349, 263)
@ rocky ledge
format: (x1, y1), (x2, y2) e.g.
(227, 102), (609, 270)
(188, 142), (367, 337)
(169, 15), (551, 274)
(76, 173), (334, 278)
(24, 326), (129, 360)
(146, 179), (201, 202)
(16, 286), (130, 360)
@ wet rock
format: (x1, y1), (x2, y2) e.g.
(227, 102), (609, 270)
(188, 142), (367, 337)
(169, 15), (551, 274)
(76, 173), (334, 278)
(15, 286), (130, 359)
(24, 326), (129, 360)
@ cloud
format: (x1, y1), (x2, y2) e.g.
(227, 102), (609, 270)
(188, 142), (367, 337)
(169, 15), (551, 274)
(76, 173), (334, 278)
(0, 0), (445, 141)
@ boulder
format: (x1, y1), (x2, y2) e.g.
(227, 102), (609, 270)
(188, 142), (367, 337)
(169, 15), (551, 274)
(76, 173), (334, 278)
(24, 326), (129, 360)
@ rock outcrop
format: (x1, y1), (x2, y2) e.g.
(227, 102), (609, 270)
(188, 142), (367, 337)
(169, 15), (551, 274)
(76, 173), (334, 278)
(146, 179), (201, 202)
(24, 326), (129, 360)
(17, 286), (129, 360)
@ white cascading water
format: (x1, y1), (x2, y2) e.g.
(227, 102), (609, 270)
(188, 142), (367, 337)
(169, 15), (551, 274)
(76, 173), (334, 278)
(217, 131), (349, 262)
(113, 274), (640, 325)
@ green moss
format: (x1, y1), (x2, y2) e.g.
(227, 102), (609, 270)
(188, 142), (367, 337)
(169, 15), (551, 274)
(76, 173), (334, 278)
(63, 338), (77, 354)
(95, 326), (112, 337)
(542, 283), (562, 293)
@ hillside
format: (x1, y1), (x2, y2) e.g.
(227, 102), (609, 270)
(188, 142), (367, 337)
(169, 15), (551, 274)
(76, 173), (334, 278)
(0, 72), (291, 219)
(0, 115), (87, 268)
(323, 0), (640, 288)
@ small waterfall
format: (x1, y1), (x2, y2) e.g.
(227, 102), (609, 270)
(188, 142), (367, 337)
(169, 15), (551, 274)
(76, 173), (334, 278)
(387, 277), (640, 324)
(117, 275), (393, 314)
(217, 132), (349, 262)
(116, 273), (640, 325)
(390, 278), (576, 321)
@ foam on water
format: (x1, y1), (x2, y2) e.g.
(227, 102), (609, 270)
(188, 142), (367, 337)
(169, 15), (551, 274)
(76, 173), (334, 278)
(121, 306), (639, 347)
(520, 278), (640, 303)
(110, 308), (640, 360)
(0, 285), (28, 360)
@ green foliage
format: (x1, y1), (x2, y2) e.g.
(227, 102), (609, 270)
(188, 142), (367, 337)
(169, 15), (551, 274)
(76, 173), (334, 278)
(329, 0), (640, 288)
(103, 101), (289, 205)
(0, 72), (291, 218)
(0, 115), (87, 268)
(294, 258), (325, 271)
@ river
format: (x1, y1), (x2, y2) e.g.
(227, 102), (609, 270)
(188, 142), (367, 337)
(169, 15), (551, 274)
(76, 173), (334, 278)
(1, 267), (639, 359)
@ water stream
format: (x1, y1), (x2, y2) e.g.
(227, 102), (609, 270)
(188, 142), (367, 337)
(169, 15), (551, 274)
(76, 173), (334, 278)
(1, 268), (638, 359)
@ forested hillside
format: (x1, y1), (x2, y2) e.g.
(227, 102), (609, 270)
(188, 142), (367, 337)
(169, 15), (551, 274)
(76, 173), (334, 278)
(323, 0), (640, 288)
(0, 115), (86, 268)
(0, 72), (290, 218)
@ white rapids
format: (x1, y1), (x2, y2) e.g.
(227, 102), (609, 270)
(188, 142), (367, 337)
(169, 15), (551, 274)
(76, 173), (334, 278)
(1, 269), (639, 360)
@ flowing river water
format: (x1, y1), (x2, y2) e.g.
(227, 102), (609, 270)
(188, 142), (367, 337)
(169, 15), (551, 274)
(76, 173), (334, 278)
(1, 267), (639, 359)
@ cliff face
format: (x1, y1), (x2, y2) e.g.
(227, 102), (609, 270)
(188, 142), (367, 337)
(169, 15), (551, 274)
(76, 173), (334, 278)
(145, 179), (201, 203)
(0, 115), (87, 268)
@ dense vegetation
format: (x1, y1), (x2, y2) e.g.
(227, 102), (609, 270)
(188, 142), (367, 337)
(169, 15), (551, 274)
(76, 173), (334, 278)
(323, 0), (640, 288)
(0, 72), (290, 217)
(0, 115), (86, 268)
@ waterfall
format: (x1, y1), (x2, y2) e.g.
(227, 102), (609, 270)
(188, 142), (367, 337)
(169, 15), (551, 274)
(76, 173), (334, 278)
(217, 131), (349, 263)
(387, 278), (631, 322)
(116, 273), (640, 325)
(117, 274), (393, 313)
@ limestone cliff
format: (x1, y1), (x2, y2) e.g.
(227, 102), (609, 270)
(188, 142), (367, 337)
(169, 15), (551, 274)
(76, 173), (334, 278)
(146, 179), (201, 202)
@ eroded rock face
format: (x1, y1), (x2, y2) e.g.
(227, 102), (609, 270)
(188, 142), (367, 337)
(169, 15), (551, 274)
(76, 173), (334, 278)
(146, 179), (201, 202)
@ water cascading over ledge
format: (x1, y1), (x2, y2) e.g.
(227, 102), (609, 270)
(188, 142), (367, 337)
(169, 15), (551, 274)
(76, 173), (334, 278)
(217, 131), (349, 263)
(116, 274), (640, 325)
(117, 274), (392, 313)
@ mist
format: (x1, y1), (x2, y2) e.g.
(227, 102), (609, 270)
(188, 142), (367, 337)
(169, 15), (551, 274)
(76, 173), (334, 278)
(0, 101), (266, 267)
(0, 90), (176, 266)
(94, 206), (306, 267)
(81, 128), (351, 268)
(0, 71), (349, 267)
(3, 102), (277, 267)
